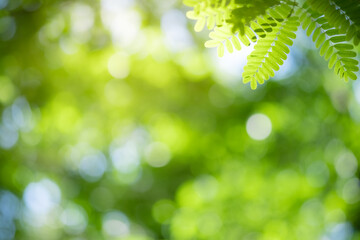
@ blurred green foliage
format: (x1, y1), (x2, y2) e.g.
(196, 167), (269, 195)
(0, 0), (360, 240)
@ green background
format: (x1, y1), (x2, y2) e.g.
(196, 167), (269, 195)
(0, 0), (359, 239)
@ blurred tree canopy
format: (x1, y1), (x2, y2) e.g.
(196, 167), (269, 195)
(0, 0), (360, 240)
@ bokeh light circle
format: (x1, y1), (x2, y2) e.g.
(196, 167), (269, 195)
(246, 113), (272, 140)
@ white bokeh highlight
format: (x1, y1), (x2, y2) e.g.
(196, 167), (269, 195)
(246, 113), (272, 140)
(107, 52), (130, 79)
(335, 150), (358, 179)
(23, 179), (61, 227)
(102, 211), (130, 237)
(145, 142), (171, 167)
(79, 152), (107, 182)
(61, 203), (88, 234)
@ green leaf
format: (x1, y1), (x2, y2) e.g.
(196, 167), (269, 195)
(325, 46), (334, 60)
(319, 40), (330, 56)
(232, 36), (241, 51)
(302, 15), (311, 30)
(315, 33), (326, 48)
(328, 54), (337, 69)
(334, 44), (353, 50)
(207, 15), (215, 30)
(250, 79), (257, 89)
(225, 39), (233, 53)
(330, 35), (347, 43)
(341, 58), (358, 66)
(337, 51), (356, 58)
(347, 71), (357, 80)
(306, 21), (316, 36)
(205, 40), (220, 48)
(186, 0), (360, 88)
(312, 27), (321, 41)
(278, 35), (293, 46)
(194, 17), (206, 32)
(186, 11), (197, 19)
(239, 34), (250, 46)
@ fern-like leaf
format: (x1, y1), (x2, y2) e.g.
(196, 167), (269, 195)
(203, 5), (291, 57)
(332, 0), (360, 45)
(242, 4), (300, 89)
(184, 0), (359, 89)
(184, 0), (233, 32)
(204, 24), (255, 57)
(298, 5), (359, 81)
(229, 0), (282, 35)
(306, 0), (360, 45)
